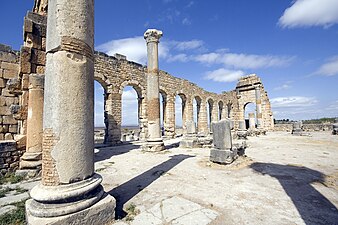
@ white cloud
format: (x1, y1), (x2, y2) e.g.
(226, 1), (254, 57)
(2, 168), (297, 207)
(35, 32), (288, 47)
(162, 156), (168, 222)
(96, 36), (169, 64)
(314, 56), (338, 76)
(279, 0), (338, 28)
(270, 96), (318, 108)
(167, 54), (189, 62)
(122, 90), (138, 105)
(172, 40), (204, 51)
(204, 68), (245, 83)
(195, 52), (293, 69)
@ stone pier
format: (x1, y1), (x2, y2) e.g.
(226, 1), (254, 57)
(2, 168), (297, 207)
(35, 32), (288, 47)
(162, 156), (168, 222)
(210, 119), (237, 164)
(26, 0), (115, 224)
(143, 29), (165, 151)
(18, 74), (44, 175)
(255, 85), (263, 129)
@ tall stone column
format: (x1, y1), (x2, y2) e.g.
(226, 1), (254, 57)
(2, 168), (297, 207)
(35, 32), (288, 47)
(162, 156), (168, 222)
(183, 97), (194, 134)
(255, 85), (263, 129)
(198, 101), (208, 134)
(143, 29), (165, 151)
(19, 74), (44, 174)
(211, 103), (219, 123)
(26, 0), (115, 224)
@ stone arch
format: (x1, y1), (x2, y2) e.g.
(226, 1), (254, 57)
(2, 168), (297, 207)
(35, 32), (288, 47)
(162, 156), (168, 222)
(244, 101), (256, 129)
(94, 73), (114, 145)
(119, 80), (147, 141)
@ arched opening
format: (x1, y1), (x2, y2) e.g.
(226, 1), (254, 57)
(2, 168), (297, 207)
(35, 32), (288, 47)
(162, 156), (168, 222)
(121, 86), (140, 142)
(159, 91), (167, 137)
(218, 101), (224, 120)
(94, 80), (106, 144)
(226, 102), (233, 119)
(207, 98), (214, 131)
(193, 96), (201, 132)
(175, 94), (186, 136)
(244, 102), (256, 129)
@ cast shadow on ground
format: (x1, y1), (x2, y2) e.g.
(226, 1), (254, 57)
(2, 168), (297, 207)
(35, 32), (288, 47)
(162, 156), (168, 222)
(108, 154), (194, 219)
(250, 162), (338, 225)
(94, 143), (141, 163)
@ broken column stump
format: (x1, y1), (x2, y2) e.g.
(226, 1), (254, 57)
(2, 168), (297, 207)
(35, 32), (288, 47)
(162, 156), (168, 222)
(210, 119), (237, 164)
(179, 121), (199, 148)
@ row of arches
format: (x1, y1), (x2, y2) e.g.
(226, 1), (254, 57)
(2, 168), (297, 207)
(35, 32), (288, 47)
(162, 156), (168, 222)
(94, 80), (234, 144)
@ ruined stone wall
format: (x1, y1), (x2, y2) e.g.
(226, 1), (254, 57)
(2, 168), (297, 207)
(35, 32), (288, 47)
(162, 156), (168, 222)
(0, 45), (20, 141)
(94, 52), (240, 142)
(274, 123), (333, 132)
(234, 74), (273, 130)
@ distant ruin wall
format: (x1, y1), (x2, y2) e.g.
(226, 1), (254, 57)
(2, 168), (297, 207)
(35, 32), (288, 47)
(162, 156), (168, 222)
(0, 45), (20, 141)
(273, 123), (333, 132)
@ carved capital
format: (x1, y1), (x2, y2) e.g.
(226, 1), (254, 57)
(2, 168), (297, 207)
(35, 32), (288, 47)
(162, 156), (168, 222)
(144, 29), (163, 44)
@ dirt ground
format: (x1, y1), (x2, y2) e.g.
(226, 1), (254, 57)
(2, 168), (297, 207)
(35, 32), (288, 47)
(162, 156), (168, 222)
(95, 131), (338, 225)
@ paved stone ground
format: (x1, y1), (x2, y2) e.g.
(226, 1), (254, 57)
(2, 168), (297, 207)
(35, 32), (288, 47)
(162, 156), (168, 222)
(94, 131), (338, 225)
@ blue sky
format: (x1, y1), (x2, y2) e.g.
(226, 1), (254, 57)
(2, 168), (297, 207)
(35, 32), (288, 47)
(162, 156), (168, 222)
(1, 0), (338, 126)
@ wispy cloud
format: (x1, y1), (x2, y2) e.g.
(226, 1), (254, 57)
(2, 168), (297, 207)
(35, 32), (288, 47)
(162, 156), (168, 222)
(271, 96), (318, 108)
(314, 56), (338, 76)
(274, 81), (293, 91)
(96, 36), (169, 64)
(171, 40), (204, 51)
(279, 0), (338, 28)
(167, 53), (190, 63)
(182, 17), (192, 25)
(194, 51), (293, 69)
(204, 68), (245, 83)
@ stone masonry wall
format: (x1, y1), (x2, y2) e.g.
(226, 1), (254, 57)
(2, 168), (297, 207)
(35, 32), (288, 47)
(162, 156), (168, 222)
(0, 44), (20, 141)
(0, 141), (24, 175)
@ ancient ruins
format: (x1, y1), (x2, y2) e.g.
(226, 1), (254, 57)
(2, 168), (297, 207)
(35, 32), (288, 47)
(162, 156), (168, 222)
(0, 0), (337, 225)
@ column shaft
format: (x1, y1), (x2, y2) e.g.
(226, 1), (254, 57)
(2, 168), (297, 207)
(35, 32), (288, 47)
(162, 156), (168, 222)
(198, 102), (208, 134)
(144, 29), (164, 151)
(255, 86), (263, 128)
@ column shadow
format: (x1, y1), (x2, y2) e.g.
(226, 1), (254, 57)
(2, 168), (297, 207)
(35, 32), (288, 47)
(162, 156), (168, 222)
(250, 162), (338, 225)
(108, 154), (194, 219)
(94, 143), (141, 162)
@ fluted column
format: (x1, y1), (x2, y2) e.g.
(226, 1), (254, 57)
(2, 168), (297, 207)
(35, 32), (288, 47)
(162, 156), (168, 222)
(19, 74), (44, 172)
(255, 85), (263, 128)
(26, 0), (115, 223)
(143, 29), (164, 151)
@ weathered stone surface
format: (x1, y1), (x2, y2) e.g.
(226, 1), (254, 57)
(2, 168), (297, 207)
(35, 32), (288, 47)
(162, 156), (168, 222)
(210, 148), (238, 164)
(212, 119), (232, 150)
(26, 194), (116, 225)
(0, 205), (17, 216)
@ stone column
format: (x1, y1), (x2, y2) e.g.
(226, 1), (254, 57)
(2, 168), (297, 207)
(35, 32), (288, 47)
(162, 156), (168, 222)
(211, 103), (218, 123)
(255, 86), (263, 129)
(164, 95), (175, 138)
(143, 29), (164, 151)
(248, 112), (255, 129)
(26, 0), (115, 224)
(19, 74), (44, 174)
(198, 101), (208, 134)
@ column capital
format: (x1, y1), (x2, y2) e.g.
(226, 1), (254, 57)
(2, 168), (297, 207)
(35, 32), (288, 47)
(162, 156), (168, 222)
(144, 29), (163, 44)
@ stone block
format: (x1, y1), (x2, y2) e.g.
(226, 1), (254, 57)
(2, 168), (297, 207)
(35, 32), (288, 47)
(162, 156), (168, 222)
(3, 116), (17, 125)
(1, 62), (19, 71)
(185, 120), (196, 134)
(212, 119), (232, 150)
(9, 124), (18, 133)
(24, 17), (33, 33)
(0, 96), (6, 106)
(5, 133), (13, 140)
(2, 88), (15, 97)
(179, 137), (199, 148)
(31, 49), (46, 65)
(0, 78), (5, 88)
(5, 97), (15, 106)
(0, 106), (11, 115)
(0, 52), (17, 63)
(25, 33), (42, 49)
(3, 69), (18, 79)
(210, 148), (237, 164)
(26, 194), (116, 225)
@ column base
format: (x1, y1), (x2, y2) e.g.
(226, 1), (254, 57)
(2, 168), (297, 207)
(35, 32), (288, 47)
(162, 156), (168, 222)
(26, 193), (116, 225)
(19, 152), (42, 169)
(179, 136), (199, 148)
(142, 138), (165, 152)
(210, 148), (238, 164)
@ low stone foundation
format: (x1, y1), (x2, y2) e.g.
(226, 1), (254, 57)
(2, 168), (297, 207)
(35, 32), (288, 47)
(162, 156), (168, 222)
(0, 140), (25, 175)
